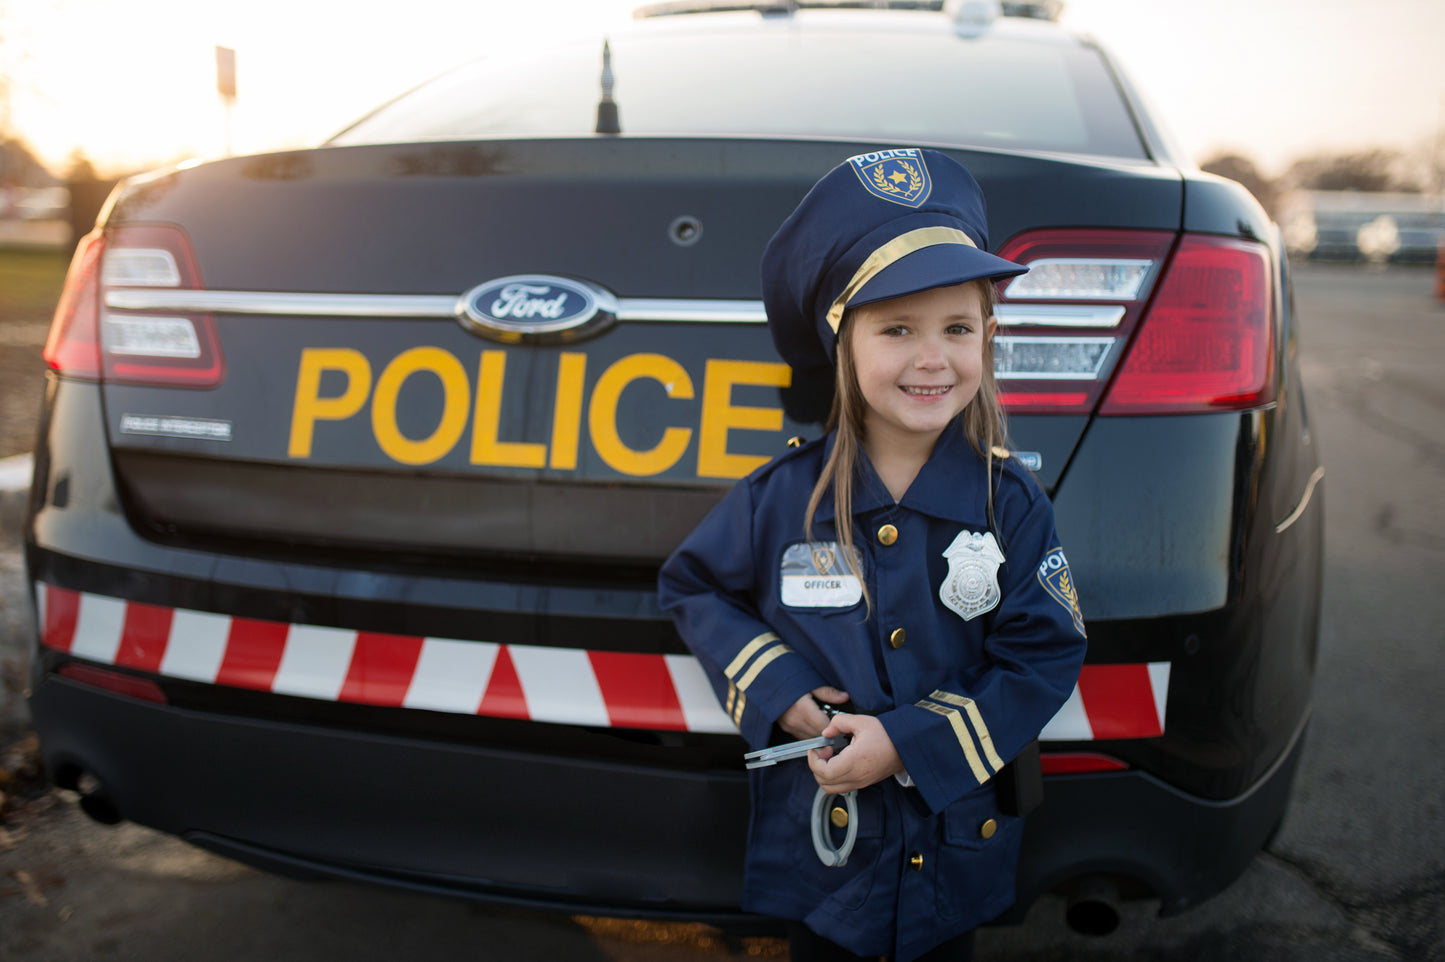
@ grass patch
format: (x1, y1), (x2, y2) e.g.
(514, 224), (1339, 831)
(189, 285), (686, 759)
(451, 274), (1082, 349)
(0, 248), (70, 324)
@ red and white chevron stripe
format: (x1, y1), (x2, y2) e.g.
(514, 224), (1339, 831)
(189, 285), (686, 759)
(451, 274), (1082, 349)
(34, 583), (1169, 740)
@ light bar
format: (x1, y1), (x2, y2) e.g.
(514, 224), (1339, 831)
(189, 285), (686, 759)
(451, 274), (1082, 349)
(1004, 258), (1153, 300)
(102, 314), (202, 358)
(101, 248), (182, 288)
(994, 336), (1114, 380)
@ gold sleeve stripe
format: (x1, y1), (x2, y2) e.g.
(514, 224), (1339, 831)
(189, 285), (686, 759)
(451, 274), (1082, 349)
(725, 682), (738, 719)
(917, 701), (990, 786)
(736, 644), (794, 692)
(928, 690), (1006, 773)
(724, 632), (781, 681)
(826, 226), (978, 333)
(731, 687), (748, 725)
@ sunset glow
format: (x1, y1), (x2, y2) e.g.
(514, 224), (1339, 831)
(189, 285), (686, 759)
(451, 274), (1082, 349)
(3, 0), (1442, 179)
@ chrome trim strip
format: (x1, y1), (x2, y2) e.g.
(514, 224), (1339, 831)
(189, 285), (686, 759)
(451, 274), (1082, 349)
(1275, 465), (1326, 534)
(106, 289), (458, 318)
(617, 298), (766, 323)
(105, 289), (769, 324)
(994, 304), (1127, 328)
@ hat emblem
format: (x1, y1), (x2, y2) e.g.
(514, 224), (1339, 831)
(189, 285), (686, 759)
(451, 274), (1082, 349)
(849, 149), (932, 208)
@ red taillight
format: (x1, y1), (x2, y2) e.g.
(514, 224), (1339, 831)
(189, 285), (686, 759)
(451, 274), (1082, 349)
(45, 223), (223, 388)
(1040, 752), (1130, 775)
(42, 229), (106, 379)
(993, 230), (1176, 415)
(56, 662), (169, 704)
(1100, 235), (1274, 415)
(993, 229), (1277, 416)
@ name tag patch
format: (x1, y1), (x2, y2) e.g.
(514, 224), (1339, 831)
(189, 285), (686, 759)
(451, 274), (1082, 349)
(780, 541), (863, 608)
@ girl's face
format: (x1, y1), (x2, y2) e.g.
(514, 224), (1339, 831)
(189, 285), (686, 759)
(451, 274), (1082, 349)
(847, 280), (996, 451)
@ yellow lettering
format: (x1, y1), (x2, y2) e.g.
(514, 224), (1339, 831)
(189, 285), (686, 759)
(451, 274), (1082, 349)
(372, 347), (469, 465)
(549, 353), (587, 470)
(588, 353), (693, 477)
(471, 351), (548, 468)
(289, 348), (372, 458)
(697, 359), (791, 478)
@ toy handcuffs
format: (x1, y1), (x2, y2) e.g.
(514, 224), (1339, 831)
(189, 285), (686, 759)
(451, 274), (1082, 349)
(744, 733), (859, 867)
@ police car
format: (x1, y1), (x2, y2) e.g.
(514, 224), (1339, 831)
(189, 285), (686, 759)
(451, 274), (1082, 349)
(26, 0), (1322, 934)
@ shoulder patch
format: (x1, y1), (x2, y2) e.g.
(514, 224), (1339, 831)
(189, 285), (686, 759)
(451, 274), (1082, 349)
(1037, 548), (1086, 637)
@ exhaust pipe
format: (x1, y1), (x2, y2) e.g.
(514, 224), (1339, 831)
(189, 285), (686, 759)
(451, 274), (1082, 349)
(1065, 876), (1121, 936)
(75, 770), (123, 825)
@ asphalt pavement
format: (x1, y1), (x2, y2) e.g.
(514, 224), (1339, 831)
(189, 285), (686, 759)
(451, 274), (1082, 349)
(1, 262), (1442, 961)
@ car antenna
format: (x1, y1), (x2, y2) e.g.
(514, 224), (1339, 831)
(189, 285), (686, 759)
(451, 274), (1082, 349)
(595, 39), (621, 135)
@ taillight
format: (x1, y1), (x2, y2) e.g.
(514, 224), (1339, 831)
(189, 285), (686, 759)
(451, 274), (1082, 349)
(1040, 752), (1130, 775)
(1099, 235), (1274, 415)
(44, 223), (223, 388)
(993, 229), (1277, 416)
(42, 229), (106, 379)
(993, 230), (1176, 414)
(56, 662), (169, 704)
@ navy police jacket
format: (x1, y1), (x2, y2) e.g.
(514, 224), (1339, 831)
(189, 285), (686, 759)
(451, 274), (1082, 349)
(657, 422), (1088, 961)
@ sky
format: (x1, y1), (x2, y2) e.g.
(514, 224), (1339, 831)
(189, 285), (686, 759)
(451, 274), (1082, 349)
(1, 0), (1442, 180)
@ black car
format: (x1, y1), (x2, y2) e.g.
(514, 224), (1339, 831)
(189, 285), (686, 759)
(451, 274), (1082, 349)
(25, 0), (1322, 933)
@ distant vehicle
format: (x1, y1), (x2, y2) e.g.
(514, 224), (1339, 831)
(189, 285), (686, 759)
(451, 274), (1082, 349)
(26, 0), (1322, 936)
(1436, 235), (1444, 300)
(1282, 190), (1445, 263)
(5, 186), (70, 221)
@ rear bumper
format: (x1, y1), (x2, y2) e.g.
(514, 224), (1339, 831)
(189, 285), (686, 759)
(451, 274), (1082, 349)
(1013, 711), (1307, 919)
(27, 671), (752, 919)
(28, 666), (1305, 922)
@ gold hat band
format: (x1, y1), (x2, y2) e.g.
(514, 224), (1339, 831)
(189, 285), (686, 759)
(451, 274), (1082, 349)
(825, 226), (978, 333)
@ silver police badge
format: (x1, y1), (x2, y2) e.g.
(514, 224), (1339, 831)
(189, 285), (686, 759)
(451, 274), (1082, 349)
(848, 148), (932, 208)
(939, 530), (1005, 621)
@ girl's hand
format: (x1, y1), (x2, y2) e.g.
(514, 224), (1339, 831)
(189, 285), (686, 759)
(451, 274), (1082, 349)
(778, 686), (850, 741)
(807, 714), (903, 793)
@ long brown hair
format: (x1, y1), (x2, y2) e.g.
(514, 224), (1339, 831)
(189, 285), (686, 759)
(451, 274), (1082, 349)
(802, 279), (1007, 609)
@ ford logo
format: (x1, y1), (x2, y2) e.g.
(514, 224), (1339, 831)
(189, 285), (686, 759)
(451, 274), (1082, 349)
(456, 274), (618, 344)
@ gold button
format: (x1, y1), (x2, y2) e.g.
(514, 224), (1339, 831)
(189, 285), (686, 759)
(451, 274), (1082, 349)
(909, 851), (923, 871)
(877, 524), (898, 546)
(786, 436), (805, 448)
(980, 818), (998, 840)
(830, 806), (849, 829)
(889, 628), (906, 649)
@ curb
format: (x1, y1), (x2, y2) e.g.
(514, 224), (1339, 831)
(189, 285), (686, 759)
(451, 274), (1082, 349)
(0, 454), (33, 493)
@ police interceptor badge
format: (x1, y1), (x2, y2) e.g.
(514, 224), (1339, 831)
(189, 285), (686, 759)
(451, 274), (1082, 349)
(780, 541), (863, 608)
(849, 149), (932, 208)
(1038, 547), (1087, 637)
(939, 530), (1004, 621)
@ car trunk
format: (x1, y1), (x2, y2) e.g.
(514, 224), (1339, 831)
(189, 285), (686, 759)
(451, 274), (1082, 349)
(95, 137), (1183, 567)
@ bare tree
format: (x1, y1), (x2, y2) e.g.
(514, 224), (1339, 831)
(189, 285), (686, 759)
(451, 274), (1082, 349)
(1284, 149), (1423, 193)
(1200, 152), (1280, 217)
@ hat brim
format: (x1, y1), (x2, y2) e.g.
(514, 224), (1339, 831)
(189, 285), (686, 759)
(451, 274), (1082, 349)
(847, 244), (1027, 310)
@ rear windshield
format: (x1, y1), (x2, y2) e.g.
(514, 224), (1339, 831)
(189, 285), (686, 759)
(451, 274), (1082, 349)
(332, 16), (1146, 160)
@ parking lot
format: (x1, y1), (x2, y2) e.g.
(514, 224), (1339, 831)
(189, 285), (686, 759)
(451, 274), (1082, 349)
(1, 261), (1442, 960)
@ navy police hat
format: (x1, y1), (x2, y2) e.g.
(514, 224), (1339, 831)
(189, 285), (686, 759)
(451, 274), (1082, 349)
(762, 148), (1027, 372)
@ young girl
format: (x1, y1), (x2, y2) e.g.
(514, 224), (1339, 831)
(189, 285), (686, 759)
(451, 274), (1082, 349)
(657, 149), (1088, 962)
